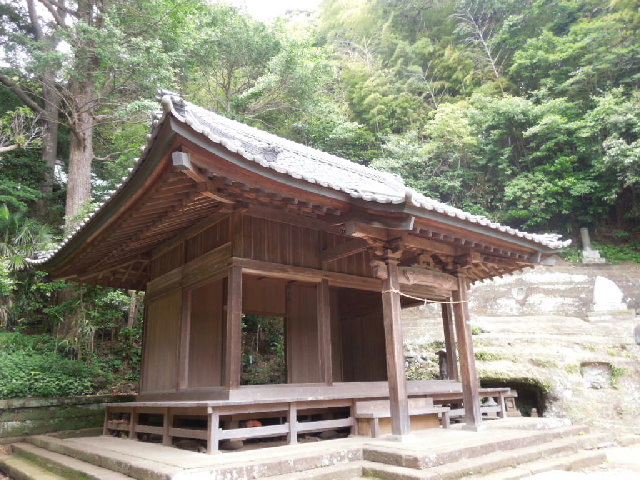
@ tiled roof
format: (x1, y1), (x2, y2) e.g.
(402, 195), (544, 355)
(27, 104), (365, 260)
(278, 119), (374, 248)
(168, 94), (569, 250)
(27, 93), (570, 266)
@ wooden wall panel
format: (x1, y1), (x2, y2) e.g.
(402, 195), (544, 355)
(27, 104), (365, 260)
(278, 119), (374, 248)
(286, 284), (322, 383)
(185, 217), (229, 263)
(141, 291), (182, 392)
(149, 245), (184, 280)
(321, 232), (373, 278)
(341, 312), (387, 381)
(338, 288), (387, 382)
(242, 216), (321, 269)
(338, 288), (385, 320)
(187, 279), (224, 388)
(242, 276), (286, 316)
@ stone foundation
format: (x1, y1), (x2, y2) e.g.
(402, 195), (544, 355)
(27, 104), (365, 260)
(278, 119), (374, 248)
(0, 395), (134, 440)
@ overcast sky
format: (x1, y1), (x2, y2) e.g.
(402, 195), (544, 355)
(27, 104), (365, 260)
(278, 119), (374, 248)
(228, 0), (323, 20)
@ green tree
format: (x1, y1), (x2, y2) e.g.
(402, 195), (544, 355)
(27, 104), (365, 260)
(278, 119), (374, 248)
(1, 0), (185, 227)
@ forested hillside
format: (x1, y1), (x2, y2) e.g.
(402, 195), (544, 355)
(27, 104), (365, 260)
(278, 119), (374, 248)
(0, 0), (638, 394)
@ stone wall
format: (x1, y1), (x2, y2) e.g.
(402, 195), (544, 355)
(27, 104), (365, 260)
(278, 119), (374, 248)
(402, 262), (640, 432)
(0, 395), (134, 440)
(469, 262), (639, 318)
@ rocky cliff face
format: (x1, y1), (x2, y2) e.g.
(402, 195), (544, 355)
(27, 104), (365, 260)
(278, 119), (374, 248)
(402, 261), (640, 432)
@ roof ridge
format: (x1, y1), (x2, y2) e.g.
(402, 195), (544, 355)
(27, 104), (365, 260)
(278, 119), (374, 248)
(166, 94), (406, 192)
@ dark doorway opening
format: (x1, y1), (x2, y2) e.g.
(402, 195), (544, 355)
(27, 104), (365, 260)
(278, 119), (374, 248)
(481, 377), (547, 417)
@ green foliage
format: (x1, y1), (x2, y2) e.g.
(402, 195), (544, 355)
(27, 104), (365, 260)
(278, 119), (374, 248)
(241, 315), (286, 385)
(471, 326), (485, 335)
(557, 245), (581, 263)
(610, 365), (626, 389)
(405, 362), (438, 381)
(592, 241), (640, 264)
(0, 333), (97, 398)
(475, 351), (507, 361)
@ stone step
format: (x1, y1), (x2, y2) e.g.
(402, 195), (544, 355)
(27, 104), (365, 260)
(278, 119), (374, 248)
(0, 453), (66, 480)
(616, 434), (640, 447)
(467, 450), (607, 479)
(12, 442), (134, 480)
(262, 460), (366, 480)
(26, 434), (364, 480)
(25, 436), (180, 480)
(360, 433), (609, 480)
(361, 425), (590, 470)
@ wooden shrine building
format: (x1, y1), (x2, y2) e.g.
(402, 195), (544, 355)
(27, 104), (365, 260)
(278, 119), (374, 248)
(31, 93), (568, 451)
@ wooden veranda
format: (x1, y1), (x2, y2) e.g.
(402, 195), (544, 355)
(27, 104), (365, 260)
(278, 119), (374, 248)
(31, 92), (568, 451)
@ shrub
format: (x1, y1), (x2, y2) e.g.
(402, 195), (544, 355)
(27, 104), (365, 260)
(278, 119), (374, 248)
(0, 332), (98, 398)
(0, 351), (97, 398)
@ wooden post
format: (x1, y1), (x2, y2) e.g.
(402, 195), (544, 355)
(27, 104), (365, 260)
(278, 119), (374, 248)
(452, 274), (483, 430)
(128, 407), (137, 441)
(103, 409), (110, 436)
(162, 407), (172, 446)
(317, 278), (333, 385)
(224, 266), (243, 389)
(288, 402), (298, 444)
(381, 257), (411, 437)
(207, 407), (220, 454)
(441, 302), (459, 381)
(177, 289), (191, 391)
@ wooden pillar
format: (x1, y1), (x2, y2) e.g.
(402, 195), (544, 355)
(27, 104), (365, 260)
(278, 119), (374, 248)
(224, 266), (243, 389)
(381, 257), (411, 437)
(177, 289), (191, 391)
(441, 302), (459, 381)
(317, 278), (333, 385)
(452, 274), (483, 430)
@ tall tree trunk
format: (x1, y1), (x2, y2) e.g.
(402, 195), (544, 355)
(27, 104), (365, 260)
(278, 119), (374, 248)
(37, 82), (60, 217)
(127, 290), (140, 328)
(65, 93), (94, 229)
(26, 0), (60, 219)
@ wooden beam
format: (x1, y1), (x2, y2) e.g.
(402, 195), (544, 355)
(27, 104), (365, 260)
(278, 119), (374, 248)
(320, 238), (368, 263)
(246, 205), (343, 235)
(441, 302), (459, 382)
(336, 212), (415, 231)
(343, 222), (389, 241)
(317, 279), (333, 385)
(398, 266), (458, 291)
(399, 284), (450, 302)
(224, 266), (243, 389)
(381, 258), (411, 437)
(452, 275), (482, 430)
(232, 257), (382, 292)
(196, 181), (236, 204)
(401, 234), (458, 257)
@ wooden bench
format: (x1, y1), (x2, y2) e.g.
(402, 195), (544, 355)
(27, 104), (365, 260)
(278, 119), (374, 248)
(354, 398), (450, 438)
